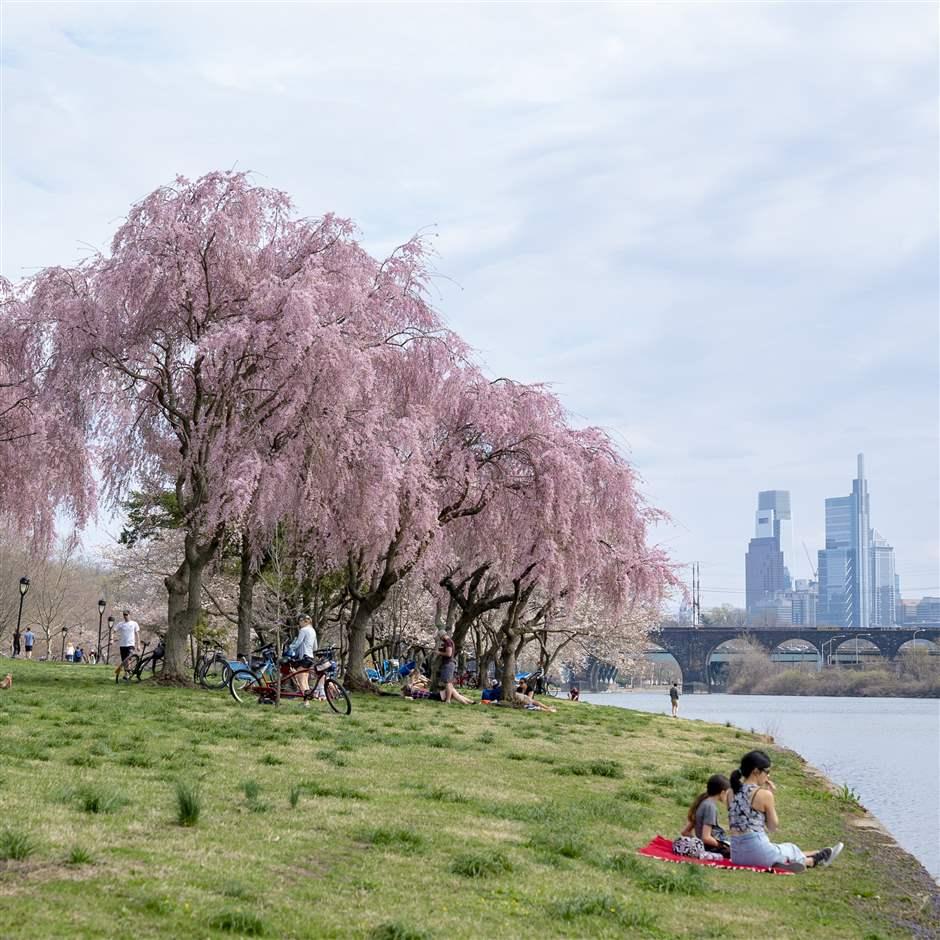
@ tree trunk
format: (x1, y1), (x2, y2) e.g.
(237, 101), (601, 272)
(164, 560), (190, 681)
(237, 536), (259, 658)
(345, 600), (378, 691)
(498, 630), (518, 703)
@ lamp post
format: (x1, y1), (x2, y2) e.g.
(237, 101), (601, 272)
(97, 599), (106, 665)
(60, 625), (68, 662)
(15, 576), (30, 656)
(106, 615), (115, 665)
(853, 633), (872, 666)
(822, 635), (847, 668)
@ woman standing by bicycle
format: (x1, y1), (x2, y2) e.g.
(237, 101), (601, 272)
(291, 615), (319, 704)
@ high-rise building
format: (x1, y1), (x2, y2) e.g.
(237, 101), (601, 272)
(817, 454), (872, 629)
(746, 490), (792, 617)
(790, 579), (818, 627)
(871, 531), (897, 626)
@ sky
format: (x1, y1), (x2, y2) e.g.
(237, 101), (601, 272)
(2, 1), (938, 607)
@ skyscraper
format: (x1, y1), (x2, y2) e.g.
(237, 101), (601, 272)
(745, 490), (792, 619)
(871, 531), (897, 626)
(817, 454), (872, 629)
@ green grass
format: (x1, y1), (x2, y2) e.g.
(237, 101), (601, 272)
(0, 660), (931, 939)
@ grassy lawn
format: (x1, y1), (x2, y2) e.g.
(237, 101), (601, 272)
(0, 661), (936, 939)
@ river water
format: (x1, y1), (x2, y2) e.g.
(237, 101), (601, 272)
(582, 691), (940, 880)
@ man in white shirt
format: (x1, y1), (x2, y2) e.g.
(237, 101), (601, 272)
(114, 610), (140, 680)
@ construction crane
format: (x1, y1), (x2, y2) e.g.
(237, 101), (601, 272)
(802, 541), (817, 579)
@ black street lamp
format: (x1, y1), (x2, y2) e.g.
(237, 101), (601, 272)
(60, 625), (68, 662)
(106, 615), (115, 665)
(15, 576), (29, 657)
(97, 599), (106, 665)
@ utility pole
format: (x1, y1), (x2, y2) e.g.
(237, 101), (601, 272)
(691, 562), (701, 627)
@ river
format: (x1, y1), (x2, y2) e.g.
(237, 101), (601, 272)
(582, 691), (940, 880)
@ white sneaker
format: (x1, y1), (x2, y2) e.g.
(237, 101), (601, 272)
(815, 842), (844, 868)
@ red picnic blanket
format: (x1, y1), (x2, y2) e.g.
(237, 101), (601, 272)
(637, 836), (791, 875)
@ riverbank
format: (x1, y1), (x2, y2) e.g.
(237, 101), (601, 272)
(1, 661), (937, 939)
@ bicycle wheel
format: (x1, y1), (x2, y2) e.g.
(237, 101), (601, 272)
(229, 669), (262, 704)
(200, 653), (230, 690)
(545, 681), (561, 698)
(324, 678), (351, 715)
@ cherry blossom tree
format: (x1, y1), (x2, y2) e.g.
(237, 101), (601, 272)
(0, 279), (93, 545)
(27, 172), (441, 680)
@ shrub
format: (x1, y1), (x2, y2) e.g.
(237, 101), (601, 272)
(371, 923), (431, 940)
(241, 780), (261, 801)
(361, 827), (423, 852)
(450, 851), (513, 877)
(77, 785), (127, 815)
(208, 910), (265, 935)
(66, 846), (93, 865)
(0, 827), (37, 860)
(288, 784), (302, 808)
(175, 780), (201, 827)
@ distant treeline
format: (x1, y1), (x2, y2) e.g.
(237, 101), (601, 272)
(724, 645), (939, 698)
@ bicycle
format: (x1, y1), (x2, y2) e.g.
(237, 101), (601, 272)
(228, 647), (351, 715)
(131, 640), (164, 681)
(195, 645), (233, 690)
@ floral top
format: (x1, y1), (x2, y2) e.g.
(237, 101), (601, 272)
(729, 783), (766, 833)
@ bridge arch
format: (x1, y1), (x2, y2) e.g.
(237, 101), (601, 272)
(897, 638), (940, 655)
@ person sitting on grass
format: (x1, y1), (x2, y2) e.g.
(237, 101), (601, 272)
(568, 686), (580, 701)
(681, 774), (731, 858)
(729, 750), (843, 873)
(481, 678), (502, 703)
(514, 677), (557, 712)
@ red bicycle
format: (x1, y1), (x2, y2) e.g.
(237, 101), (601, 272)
(228, 647), (351, 715)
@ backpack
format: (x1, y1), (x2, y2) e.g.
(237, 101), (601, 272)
(284, 636), (304, 661)
(672, 835), (706, 859)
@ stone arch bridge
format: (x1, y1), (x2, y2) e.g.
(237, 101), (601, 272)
(651, 625), (940, 690)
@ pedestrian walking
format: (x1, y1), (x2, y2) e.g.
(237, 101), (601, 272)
(23, 628), (34, 659)
(670, 681), (680, 718)
(113, 610), (140, 681)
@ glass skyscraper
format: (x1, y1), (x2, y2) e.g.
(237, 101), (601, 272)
(817, 454), (872, 629)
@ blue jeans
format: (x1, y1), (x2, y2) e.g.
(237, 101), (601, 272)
(731, 831), (805, 869)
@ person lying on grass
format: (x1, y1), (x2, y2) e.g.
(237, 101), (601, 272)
(681, 774), (731, 858)
(401, 683), (475, 704)
(729, 749), (843, 873)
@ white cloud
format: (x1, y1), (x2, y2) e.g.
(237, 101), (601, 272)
(2, 0), (937, 601)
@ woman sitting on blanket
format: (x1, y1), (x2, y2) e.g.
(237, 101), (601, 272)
(514, 678), (557, 713)
(681, 774), (731, 858)
(728, 750), (843, 873)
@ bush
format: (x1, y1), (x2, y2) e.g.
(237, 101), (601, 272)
(450, 851), (513, 877)
(77, 785), (127, 815)
(371, 923), (431, 940)
(175, 780), (201, 827)
(0, 827), (37, 861)
(66, 846), (94, 865)
(208, 910), (265, 935)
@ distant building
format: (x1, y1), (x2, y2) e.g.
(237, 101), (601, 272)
(790, 579), (818, 627)
(870, 531), (897, 626)
(753, 592), (793, 627)
(916, 597), (940, 622)
(817, 454), (872, 629)
(746, 490), (792, 617)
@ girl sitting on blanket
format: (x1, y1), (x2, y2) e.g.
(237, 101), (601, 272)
(681, 774), (732, 858)
(728, 750), (843, 873)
